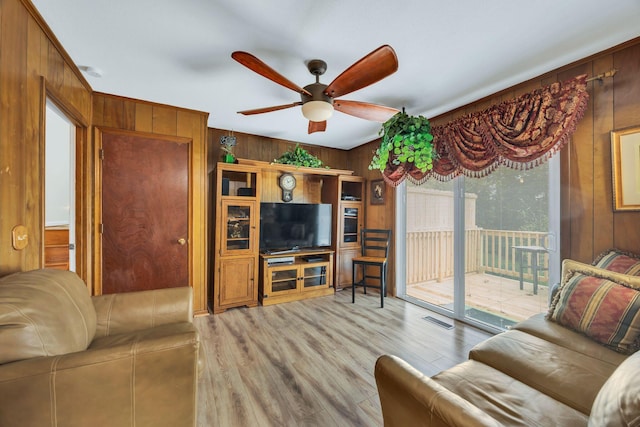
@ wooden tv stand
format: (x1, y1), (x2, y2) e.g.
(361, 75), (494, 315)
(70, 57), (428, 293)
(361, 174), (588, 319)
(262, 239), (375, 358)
(259, 249), (334, 306)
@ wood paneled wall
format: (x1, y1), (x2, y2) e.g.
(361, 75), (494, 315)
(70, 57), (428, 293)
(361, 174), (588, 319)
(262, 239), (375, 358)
(93, 93), (209, 314)
(0, 0), (92, 276)
(350, 38), (640, 297)
(558, 41), (640, 262)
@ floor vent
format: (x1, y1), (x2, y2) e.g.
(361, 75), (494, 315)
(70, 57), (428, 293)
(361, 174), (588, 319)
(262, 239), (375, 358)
(423, 316), (454, 330)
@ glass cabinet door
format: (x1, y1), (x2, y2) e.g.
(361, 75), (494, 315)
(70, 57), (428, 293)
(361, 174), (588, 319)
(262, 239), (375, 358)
(221, 201), (256, 256)
(302, 265), (328, 290)
(268, 266), (299, 295)
(341, 203), (361, 247)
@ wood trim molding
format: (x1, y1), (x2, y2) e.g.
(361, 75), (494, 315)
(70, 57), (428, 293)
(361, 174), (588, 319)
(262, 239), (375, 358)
(40, 77), (92, 286)
(44, 78), (90, 128)
(20, 0), (93, 93)
(93, 92), (210, 118)
(93, 125), (193, 145)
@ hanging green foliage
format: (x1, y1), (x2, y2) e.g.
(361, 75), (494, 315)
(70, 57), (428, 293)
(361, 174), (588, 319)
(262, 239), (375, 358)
(369, 111), (436, 173)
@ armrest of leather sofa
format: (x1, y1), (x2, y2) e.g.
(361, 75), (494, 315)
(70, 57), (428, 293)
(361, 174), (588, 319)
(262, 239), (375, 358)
(375, 355), (501, 427)
(0, 323), (199, 427)
(93, 286), (193, 337)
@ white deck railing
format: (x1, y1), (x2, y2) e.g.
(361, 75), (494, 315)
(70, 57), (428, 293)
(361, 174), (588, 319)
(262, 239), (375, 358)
(406, 229), (549, 285)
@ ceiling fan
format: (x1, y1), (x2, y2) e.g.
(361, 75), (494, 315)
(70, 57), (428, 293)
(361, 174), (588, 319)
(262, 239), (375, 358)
(231, 45), (400, 134)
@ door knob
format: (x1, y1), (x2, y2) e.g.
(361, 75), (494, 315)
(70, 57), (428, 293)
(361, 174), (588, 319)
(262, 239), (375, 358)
(177, 238), (187, 245)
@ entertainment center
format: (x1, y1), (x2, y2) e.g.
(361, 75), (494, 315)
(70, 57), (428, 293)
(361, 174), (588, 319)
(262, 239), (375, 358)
(210, 160), (364, 313)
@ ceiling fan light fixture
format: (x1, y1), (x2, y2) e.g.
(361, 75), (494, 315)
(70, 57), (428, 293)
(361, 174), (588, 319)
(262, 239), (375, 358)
(302, 100), (334, 122)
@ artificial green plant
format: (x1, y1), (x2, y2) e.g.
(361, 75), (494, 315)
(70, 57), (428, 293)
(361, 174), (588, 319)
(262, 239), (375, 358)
(273, 144), (328, 168)
(369, 111), (436, 173)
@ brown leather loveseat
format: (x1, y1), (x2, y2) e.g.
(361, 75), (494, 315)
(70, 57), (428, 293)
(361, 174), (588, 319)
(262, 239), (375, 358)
(375, 251), (640, 426)
(0, 269), (200, 427)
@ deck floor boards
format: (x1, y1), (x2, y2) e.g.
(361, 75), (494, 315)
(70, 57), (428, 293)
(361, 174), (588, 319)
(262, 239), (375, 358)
(407, 273), (550, 323)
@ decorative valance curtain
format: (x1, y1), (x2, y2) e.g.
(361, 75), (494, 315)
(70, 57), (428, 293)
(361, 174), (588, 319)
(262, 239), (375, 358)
(383, 74), (589, 185)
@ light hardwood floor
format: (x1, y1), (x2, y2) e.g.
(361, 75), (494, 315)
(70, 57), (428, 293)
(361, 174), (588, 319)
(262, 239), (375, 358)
(195, 290), (492, 426)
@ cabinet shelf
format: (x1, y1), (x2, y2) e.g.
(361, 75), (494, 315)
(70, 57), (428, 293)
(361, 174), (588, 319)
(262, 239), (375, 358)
(272, 279), (296, 285)
(237, 158), (354, 177)
(305, 275), (325, 280)
(272, 282), (297, 293)
(272, 270), (297, 281)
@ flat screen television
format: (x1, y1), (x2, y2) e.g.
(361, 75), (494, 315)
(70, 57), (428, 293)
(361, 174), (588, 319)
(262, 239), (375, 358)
(260, 203), (332, 252)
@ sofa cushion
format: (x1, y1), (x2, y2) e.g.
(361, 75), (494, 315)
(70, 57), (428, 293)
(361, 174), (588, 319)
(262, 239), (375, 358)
(0, 269), (97, 364)
(588, 351), (640, 426)
(558, 259), (640, 291)
(469, 329), (617, 414)
(549, 269), (640, 354)
(433, 360), (589, 426)
(512, 314), (627, 366)
(550, 276), (640, 353)
(593, 249), (640, 275)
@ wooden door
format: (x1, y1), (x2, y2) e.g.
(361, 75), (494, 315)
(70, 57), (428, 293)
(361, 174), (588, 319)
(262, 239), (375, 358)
(101, 131), (189, 293)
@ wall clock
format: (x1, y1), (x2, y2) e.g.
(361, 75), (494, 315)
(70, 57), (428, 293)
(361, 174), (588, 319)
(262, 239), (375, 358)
(279, 173), (296, 202)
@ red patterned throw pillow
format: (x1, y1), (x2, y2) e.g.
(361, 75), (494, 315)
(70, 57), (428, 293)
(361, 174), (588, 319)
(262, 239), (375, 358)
(592, 249), (640, 275)
(549, 270), (640, 354)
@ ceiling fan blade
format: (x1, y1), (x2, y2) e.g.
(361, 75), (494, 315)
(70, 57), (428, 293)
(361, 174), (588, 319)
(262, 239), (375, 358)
(324, 45), (398, 99)
(334, 100), (400, 122)
(238, 102), (302, 115)
(308, 121), (327, 134)
(232, 51), (312, 96)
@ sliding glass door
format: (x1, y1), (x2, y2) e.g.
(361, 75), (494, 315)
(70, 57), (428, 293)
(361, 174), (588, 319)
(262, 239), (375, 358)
(397, 158), (559, 332)
(402, 178), (457, 311)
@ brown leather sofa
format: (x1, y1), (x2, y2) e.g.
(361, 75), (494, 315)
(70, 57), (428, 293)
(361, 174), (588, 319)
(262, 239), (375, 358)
(375, 258), (640, 427)
(0, 269), (200, 427)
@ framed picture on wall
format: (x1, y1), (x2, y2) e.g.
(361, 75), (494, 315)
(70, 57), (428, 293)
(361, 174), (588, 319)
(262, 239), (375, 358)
(370, 179), (385, 205)
(611, 125), (640, 211)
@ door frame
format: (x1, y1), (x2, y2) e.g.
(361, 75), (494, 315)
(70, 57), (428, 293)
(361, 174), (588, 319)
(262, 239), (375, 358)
(93, 126), (193, 296)
(40, 78), (90, 282)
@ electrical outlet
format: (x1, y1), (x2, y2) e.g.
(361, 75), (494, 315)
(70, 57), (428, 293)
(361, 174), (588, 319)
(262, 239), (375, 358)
(12, 225), (28, 250)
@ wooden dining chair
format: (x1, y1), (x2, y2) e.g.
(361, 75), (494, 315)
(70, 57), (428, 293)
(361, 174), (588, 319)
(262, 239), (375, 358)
(352, 229), (392, 308)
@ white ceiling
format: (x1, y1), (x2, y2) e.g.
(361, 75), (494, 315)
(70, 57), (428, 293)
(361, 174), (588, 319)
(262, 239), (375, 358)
(32, 0), (640, 150)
